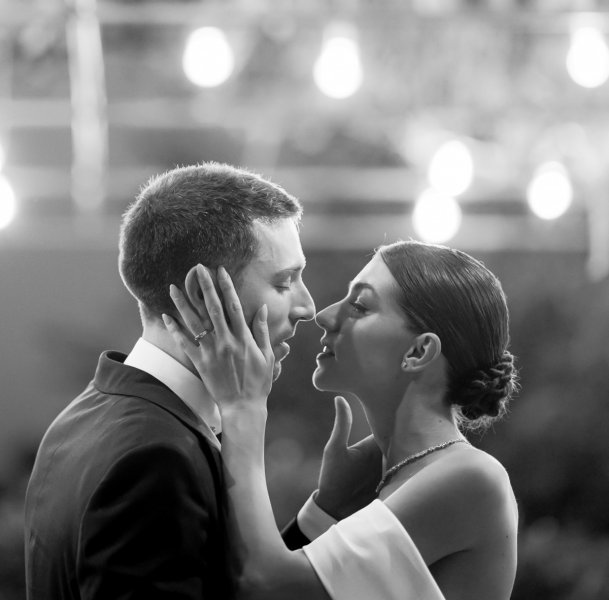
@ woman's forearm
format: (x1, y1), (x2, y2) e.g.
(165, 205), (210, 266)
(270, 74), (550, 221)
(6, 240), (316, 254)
(220, 406), (329, 600)
(221, 406), (285, 559)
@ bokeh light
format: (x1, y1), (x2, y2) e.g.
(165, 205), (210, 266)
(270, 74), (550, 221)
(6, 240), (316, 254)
(0, 174), (17, 229)
(527, 162), (573, 220)
(313, 26), (362, 99)
(566, 26), (609, 88)
(412, 188), (462, 243)
(182, 27), (234, 88)
(427, 139), (474, 197)
(1, 6), (609, 600)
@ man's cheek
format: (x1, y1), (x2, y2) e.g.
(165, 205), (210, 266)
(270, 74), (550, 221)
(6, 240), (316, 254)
(265, 314), (282, 345)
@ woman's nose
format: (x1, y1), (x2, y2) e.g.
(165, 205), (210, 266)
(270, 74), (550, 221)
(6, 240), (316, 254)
(315, 301), (340, 331)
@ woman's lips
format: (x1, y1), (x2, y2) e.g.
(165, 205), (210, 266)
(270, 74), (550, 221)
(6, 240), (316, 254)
(316, 345), (335, 360)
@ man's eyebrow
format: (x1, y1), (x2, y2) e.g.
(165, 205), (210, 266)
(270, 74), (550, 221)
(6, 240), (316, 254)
(348, 281), (378, 296)
(274, 262), (306, 277)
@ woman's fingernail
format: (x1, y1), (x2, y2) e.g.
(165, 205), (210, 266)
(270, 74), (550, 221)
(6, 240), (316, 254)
(259, 304), (268, 321)
(162, 313), (172, 326)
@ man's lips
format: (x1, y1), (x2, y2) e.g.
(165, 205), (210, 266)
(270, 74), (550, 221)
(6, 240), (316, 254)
(273, 330), (296, 358)
(274, 341), (291, 361)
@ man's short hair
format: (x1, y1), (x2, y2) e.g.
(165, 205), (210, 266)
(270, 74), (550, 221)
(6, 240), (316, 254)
(118, 162), (302, 317)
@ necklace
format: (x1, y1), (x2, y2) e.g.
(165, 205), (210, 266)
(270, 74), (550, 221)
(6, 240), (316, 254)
(375, 438), (469, 494)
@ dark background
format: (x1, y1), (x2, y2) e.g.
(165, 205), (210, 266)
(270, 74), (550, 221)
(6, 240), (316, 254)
(1, 1), (609, 598)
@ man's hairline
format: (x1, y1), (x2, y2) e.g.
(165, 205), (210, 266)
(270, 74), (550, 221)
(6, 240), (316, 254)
(236, 214), (305, 282)
(136, 214), (301, 319)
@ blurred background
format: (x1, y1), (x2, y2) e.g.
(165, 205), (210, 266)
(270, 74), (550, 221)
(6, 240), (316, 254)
(1, 0), (609, 597)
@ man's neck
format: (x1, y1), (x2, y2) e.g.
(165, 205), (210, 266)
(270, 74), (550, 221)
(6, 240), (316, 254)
(141, 320), (198, 377)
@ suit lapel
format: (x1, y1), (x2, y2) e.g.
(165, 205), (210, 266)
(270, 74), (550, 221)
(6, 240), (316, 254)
(94, 351), (221, 451)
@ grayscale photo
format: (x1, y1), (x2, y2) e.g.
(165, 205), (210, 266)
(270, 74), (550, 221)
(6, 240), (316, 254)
(0, 1), (608, 599)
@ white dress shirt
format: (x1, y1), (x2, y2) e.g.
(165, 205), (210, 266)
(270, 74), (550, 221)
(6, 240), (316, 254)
(124, 337), (222, 445)
(296, 492), (338, 540)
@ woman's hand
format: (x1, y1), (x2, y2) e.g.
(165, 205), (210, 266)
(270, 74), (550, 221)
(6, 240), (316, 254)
(162, 264), (275, 413)
(315, 397), (383, 519)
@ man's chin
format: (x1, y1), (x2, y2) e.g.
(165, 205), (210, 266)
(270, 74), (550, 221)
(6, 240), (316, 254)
(272, 361), (282, 381)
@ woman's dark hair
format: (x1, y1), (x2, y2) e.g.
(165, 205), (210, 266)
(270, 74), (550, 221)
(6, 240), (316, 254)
(119, 162), (302, 318)
(379, 240), (518, 430)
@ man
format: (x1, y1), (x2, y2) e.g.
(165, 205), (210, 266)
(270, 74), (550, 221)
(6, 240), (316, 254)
(24, 162), (315, 599)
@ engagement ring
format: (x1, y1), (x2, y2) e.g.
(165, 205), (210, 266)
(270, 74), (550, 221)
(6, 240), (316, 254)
(194, 329), (212, 343)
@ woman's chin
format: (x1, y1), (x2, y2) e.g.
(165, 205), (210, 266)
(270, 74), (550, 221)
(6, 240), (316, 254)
(312, 367), (341, 393)
(312, 367), (328, 391)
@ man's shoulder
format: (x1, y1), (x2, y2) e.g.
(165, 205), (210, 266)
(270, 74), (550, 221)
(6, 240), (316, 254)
(63, 389), (206, 453)
(33, 351), (220, 489)
(28, 386), (221, 515)
(41, 378), (214, 472)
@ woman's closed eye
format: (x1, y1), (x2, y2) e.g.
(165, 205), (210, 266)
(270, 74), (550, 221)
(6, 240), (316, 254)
(349, 299), (368, 314)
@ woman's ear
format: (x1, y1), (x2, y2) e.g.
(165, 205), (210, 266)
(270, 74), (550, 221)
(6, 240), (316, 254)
(401, 333), (442, 372)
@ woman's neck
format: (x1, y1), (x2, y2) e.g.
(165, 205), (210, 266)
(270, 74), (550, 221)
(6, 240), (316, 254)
(361, 384), (462, 469)
(387, 397), (461, 469)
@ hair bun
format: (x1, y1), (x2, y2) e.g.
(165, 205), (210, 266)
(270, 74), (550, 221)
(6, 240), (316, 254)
(452, 351), (518, 422)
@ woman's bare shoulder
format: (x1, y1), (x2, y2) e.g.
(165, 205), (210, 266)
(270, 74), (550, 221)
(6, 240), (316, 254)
(383, 445), (517, 565)
(440, 445), (514, 500)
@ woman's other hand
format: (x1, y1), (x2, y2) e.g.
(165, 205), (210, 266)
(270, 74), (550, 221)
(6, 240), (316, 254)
(163, 264), (275, 413)
(315, 396), (383, 520)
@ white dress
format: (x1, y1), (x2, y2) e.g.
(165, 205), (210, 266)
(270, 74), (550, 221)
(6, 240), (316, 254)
(302, 499), (446, 600)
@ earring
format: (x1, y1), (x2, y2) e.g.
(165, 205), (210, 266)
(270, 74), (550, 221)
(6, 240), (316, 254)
(402, 358), (412, 369)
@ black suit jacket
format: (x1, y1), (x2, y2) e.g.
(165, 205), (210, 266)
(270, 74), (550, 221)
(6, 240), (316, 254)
(281, 517), (311, 551)
(24, 351), (233, 600)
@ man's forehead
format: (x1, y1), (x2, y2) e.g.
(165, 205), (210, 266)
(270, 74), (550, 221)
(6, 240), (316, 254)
(251, 219), (306, 271)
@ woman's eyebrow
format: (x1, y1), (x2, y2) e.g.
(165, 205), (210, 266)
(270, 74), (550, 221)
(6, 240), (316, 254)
(348, 281), (378, 296)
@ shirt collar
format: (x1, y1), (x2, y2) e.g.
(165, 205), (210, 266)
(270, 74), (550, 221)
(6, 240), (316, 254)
(124, 338), (221, 434)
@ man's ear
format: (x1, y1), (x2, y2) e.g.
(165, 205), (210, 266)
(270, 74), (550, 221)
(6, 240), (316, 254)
(401, 333), (442, 372)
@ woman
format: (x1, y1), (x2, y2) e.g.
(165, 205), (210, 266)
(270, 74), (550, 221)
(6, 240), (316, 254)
(163, 240), (519, 600)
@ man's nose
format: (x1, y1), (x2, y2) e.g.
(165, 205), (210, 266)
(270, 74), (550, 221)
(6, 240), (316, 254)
(292, 281), (316, 322)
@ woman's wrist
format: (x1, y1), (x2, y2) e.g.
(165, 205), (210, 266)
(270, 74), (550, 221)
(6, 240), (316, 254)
(221, 403), (268, 421)
(220, 404), (268, 442)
